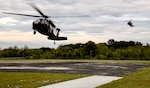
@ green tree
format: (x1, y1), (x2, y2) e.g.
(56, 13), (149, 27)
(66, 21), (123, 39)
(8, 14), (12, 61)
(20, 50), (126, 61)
(84, 41), (98, 59)
(31, 49), (43, 59)
(56, 46), (74, 59)
(96, 43), (108, 59)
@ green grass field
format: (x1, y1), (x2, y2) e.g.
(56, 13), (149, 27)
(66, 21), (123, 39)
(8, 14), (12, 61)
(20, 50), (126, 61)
(0, 58), (150, 88)
(0, 72), (89, 88)
(97, 67), (150, 88)
(0, 58), (150, 64)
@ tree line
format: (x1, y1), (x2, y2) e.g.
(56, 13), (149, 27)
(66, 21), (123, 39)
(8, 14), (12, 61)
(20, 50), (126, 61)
(0, 39), (150, 60)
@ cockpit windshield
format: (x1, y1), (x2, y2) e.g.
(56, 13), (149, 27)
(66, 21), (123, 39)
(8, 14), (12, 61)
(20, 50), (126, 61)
(33, 19), (49, 26)
(34, 19), (40, 24)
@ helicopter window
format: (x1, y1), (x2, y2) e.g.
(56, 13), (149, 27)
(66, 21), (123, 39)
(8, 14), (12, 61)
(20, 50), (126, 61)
(40, 19), (45, 24)
(45, 20), (49, 26)
(39, 19), (49, 26)
(34, 19), (40, 24)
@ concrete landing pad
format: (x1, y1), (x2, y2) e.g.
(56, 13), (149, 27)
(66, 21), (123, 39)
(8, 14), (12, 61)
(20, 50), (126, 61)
(39, 75), (122, 88)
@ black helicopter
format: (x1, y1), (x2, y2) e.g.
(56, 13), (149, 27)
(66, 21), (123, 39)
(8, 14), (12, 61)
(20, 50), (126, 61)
(127, 20), (134, 27)
(3, 3), (89, 43)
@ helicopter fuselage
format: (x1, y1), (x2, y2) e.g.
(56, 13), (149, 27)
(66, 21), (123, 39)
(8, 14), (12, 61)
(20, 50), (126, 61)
(33, 19), (53, 35)
(3, 3), (90, 41)
(32, 18), (67, 40)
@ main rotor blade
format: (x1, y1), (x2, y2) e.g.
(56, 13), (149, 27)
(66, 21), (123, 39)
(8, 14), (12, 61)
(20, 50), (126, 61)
(49, 15), (90, 18)
(3, 12), (42, 17)
(28, 3), (48, 18)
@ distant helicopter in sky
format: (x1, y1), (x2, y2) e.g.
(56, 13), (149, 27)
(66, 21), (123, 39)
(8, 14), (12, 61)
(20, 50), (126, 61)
(127, 20), (135, 27)
(3, 3), (89, 44)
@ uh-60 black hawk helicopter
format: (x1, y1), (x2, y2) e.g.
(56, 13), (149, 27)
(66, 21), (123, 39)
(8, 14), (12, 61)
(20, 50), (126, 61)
(3, 3), (89, 44)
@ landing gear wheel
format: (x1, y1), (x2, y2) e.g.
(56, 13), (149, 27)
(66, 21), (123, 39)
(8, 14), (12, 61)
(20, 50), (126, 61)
(33, 30), (36, 35)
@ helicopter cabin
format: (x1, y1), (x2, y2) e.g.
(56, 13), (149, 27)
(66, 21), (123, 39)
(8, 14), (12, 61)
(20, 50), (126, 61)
(33, 19), (49, 27)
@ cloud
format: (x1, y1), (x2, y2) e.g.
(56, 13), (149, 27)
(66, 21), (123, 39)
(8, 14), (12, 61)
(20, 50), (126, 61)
(0, 17), (18, 26)
(1, 0), (150, 48)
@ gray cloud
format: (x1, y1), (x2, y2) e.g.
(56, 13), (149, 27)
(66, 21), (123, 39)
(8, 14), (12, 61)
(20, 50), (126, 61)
(0, 0), (150, 48)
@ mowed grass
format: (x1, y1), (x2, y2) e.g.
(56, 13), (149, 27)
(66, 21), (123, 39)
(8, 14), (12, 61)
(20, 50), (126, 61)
(0, 58), (150, 88)
(0, 72), (89, 88)
(97, 67), (150, 88)
(1, 58), (150, 64)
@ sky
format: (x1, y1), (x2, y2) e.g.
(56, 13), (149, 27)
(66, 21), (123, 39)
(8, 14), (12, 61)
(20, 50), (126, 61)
(0, 0), (150, 49)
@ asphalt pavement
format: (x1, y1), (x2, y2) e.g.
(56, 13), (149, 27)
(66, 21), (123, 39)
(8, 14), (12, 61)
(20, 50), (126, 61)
(0, 62), (149, 76)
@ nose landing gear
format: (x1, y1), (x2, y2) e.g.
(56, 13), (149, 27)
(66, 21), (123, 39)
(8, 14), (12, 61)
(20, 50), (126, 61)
(33, 30), (36, 35)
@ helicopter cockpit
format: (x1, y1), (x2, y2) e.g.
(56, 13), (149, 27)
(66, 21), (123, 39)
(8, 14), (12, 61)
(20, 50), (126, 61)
(33, 19), (49, 26)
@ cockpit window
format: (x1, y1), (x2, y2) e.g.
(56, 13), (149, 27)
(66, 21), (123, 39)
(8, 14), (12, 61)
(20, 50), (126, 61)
(33, 19), (49, 26)
(34, 19), (40, 24)
(40, 19), (45, 24)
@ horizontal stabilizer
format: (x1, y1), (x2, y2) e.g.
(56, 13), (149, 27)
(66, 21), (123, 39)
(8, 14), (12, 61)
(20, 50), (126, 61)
(48, 37), (67, 41)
